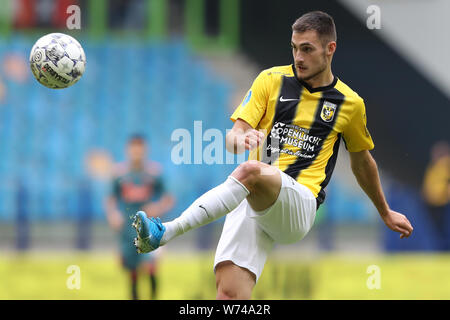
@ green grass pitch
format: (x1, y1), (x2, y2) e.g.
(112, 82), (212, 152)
(1, 251), (449, 299)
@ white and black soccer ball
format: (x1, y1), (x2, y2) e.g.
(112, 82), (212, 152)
(29, 33), (86, 89)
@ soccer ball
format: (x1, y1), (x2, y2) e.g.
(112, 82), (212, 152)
(29, 33), (86, 89)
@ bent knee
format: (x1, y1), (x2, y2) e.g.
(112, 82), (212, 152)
(215, 261), (255, 300)
(239, 160), (262, 176)
(232, 160), (263, 190)
(216, 279), (252, 300)
(216, 284), (239, 300)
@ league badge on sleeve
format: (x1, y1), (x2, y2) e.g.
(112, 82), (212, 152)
(242, 90), (252, 107)
(320, 101), (337, 122)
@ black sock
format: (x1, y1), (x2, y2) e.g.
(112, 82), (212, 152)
(131, 270), (138, 300)
(150, 273), (157, 300)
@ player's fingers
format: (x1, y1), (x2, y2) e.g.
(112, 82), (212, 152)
(245, 136), (260, 147)
(396, 226), (411, 238)
(245, 143), (258, 150)
(255, 130), (265, 140)
(399, 220), (413, 233)
(244, 141), (257, 150)
(248, 131), (264, 143)
(404, 218), (413, 230)
(400, 230), (411, 239)
(247, 135), (260, 145)
(251, 128), (265, 138)
(245, 138), (257, 148)
(394, 226), (409, 235)
(406, 223), (413, 234)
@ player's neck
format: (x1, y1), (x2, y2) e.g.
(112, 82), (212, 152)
(302, 68), (334, 90)
(130, 161), (144, 171)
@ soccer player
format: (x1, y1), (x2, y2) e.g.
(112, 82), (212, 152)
(105, 134), (174, 300)
(133, 11), (414, 299)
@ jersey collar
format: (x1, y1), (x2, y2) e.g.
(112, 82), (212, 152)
(291, 64), (337, 93)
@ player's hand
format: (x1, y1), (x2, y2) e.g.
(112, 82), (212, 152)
(382, 209), (413, 239)
(109, 212), (124, 231)
(143, 203), (159, 217)
(226, 119), (266, 154)
(235, 129), (265, 151)
(144, 195), (175, 218)
(245, 129), (265, 150)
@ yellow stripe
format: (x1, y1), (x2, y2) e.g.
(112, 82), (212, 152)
(295, 92), (345, 197)
(296, 134), (339, 197)
(273, 90), (320, 171)
(249, 77), (283, 162)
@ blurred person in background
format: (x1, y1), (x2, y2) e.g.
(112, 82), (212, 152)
(105, 134), (174, 300)
(0, 52), (29, 103)
(3, 53), (28, 83)
(422, 141), (450, 250)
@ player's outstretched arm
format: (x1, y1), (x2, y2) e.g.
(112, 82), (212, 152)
(143, 194), (175, 218)
(226, 119), (265, 154)
(349, 150), (414, 239)
(104, 196), (124, 231)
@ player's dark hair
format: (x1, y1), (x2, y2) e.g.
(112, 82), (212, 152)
(128, 133), (146, 144)
(292, 11), (337, 44)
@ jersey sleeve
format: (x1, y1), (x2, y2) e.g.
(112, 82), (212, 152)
(342, 99), (375, 152)
(230, 70), (270, 128)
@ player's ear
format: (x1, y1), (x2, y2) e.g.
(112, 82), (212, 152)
(326, 41), (336, 55)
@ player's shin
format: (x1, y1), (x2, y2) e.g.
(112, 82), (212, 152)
(160, 176), (249, 245)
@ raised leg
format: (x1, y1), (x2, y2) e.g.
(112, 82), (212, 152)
(215, 261), (255, 300)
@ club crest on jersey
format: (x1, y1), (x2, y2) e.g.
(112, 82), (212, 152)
(320, 101), (337, 122)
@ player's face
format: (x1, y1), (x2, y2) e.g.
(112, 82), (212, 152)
(291, 30), (332, 82)
(127, 141), (147, 164)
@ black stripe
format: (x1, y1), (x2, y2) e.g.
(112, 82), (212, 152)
(316, 133), (342, 206)
(284, 88), (346, 205)
(262, 76), (303, 164)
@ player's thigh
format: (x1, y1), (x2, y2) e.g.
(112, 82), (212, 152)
(140, 259), (157, 275)
(230, 160), (281, 212)
(214, 199), (274, 284)
(120, 248), (139, 271)
(215, 261), (255, 300)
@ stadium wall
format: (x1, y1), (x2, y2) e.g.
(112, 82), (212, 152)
(239, 0), (449, 188)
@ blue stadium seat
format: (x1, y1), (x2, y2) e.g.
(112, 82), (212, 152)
(0, 36), (236, 223)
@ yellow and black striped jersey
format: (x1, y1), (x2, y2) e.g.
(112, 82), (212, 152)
(231, 64), (374, 206)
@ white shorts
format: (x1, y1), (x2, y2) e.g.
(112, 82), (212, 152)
(213, 169), (317, 281)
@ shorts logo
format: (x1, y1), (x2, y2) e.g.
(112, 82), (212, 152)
(320, 101), (337, 122)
